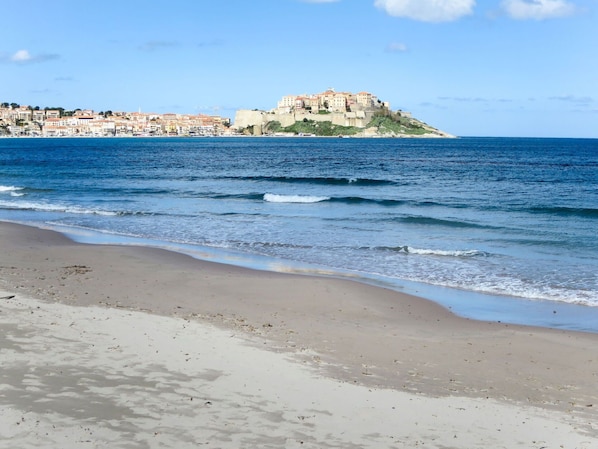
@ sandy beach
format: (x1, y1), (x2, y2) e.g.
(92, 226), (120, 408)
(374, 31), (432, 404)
(1, 221), (597, 448)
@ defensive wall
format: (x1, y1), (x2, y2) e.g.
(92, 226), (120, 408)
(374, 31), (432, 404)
(234, 109), (376, 135)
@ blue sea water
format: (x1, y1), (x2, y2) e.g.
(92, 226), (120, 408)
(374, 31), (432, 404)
(1, 136), (597, 331)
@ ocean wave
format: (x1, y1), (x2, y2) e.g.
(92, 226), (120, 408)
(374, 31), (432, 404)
(210, 193), (265, 201)
(220, 175), (398, 186)
(98, 187), (175, 196)
(0, 185), (24, 194)
(264, 193), (330, 203)
(204, 192), (444, 208)
(397, 216), (491, 229)
(0, 185), (54, 196)
(328, 196), (406, 206)
(0, 200), (119, 216)
(383, 245), (487, 258)
(183, 190), (451, 209)
(397, 270), (598, 307)
(527, 205), (598, 218)
(435, 276), (598, 307)
(237, 241), (314, 250)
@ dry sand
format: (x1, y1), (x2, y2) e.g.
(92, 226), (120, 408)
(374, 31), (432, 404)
(1, 221), (597, 448)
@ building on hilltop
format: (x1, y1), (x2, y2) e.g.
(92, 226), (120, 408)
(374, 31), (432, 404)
(236, 89), (391, 134)
(274, 90), (387, 115)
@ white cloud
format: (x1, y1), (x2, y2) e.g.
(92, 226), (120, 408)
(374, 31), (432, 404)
(374, 0), (476, 22)
(501, 0), (576, 20)
(6, 49), (59, 64)
(11, 49), (32, 62)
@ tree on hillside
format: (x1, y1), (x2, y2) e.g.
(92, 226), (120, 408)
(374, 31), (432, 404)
(44, 106), (65, 116)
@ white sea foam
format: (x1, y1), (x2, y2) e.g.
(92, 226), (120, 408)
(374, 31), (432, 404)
(392, 260), (598, 308)
(0, 200), (118, 216)
(456, 277), (598, 307)
(264, 193), (330, 204)
(494, 284), (598, 307)
(0, 185), (23, 193)
(397, 246), (483, 257)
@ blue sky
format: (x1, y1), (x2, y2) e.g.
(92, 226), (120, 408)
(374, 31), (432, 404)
(2, 0), (597, 137)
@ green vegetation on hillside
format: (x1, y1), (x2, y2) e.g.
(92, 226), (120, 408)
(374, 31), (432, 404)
(269, 119), (361, 137)
(366, 112), (430, 136)
(261, 110), (439, 137)
(264, 121), (282, 133)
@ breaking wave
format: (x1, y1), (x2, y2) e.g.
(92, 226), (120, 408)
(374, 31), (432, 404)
(383, 245), (487, 258)
(0, 199), (119, 216)
(220, 175), (398, 186)
(263, 193), (330, 203)
(0, 185), (25, 196)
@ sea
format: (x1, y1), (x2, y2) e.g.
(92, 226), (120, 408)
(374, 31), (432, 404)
(1, 136), (597, 332)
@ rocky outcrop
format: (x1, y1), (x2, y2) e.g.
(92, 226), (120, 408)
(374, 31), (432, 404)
(233, 109), (455, 138)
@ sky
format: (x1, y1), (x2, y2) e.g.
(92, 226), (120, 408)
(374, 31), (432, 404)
(2, 0), (597, 137)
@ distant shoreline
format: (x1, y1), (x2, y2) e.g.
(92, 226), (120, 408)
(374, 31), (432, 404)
(0, 133), (457, 139)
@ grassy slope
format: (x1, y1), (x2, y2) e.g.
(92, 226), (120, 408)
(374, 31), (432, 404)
(265, 113), (440, 137)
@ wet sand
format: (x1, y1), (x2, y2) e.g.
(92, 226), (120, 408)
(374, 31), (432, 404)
(1, 221), (597, 448)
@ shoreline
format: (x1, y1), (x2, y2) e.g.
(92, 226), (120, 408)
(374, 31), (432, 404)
(13, 219), (598, 334)
(1, 221), (598, 446)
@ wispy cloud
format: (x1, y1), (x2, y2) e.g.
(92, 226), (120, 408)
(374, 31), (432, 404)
(138, 41), (179, 52)
(196, 104), (237, 114)
(55, 76), (74, 82)
(439, 96), (489, 102)
(374, 0), (476, 22)
(385, 42), (408, 53)
(501, 0), (576, 20)
(439, 96), (514, 104)
(419, 101), (448, 109)
(1, 49), (60, 64)
(549, 95), (593, 104)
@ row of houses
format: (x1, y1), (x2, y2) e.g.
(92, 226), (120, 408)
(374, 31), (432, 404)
(0, 106), (231, 137)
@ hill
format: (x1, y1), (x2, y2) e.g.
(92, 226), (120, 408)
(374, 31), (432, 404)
(233, 93), (454, 138)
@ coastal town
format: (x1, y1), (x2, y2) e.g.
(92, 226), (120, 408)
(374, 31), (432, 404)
(0, 103), (232, 137)
(0, 89), (452, 138)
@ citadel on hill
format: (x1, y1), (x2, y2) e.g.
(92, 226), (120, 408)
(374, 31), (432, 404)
(0, 90), (453, 138)
(235, 88), (452, 137)
(236, 89), (392, 131)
